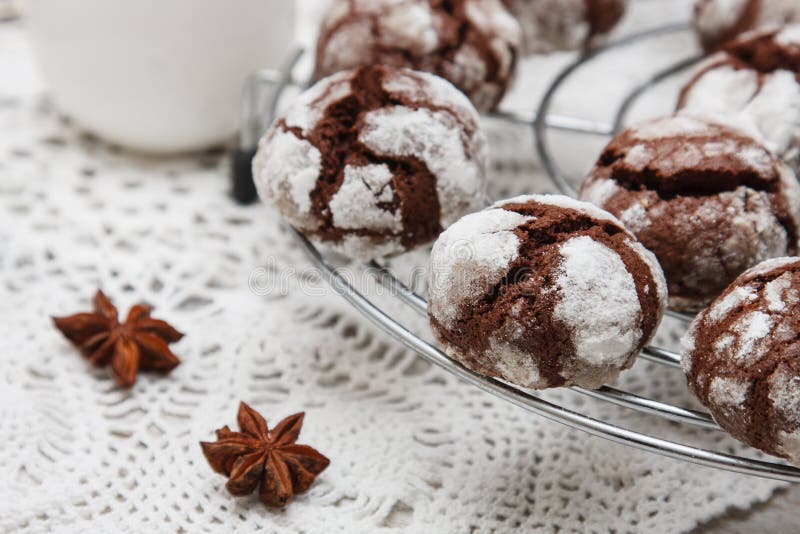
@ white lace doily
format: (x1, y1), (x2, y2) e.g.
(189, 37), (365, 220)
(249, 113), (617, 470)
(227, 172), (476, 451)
(0, 3), (791, 533)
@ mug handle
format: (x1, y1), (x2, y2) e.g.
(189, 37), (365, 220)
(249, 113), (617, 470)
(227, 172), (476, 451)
(231, 48), (305, 204)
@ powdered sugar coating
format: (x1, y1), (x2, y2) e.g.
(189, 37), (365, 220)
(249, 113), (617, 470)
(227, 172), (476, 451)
(378, 70), (489, 187)
(731, 311), (773, 364)
(693, 0), (800, 51)
(706, 285), (758, 323)
(580, 114), (800, 311)
(694, 0), (748, 35)
(765, 271), (797, 311)
(777, 22), (800, 45)
(429, 209), (532, 325)
(769, 366), (800, 421)
(678, 26), (800, 170)
(629, 114), (715, 140)
(504, 0), (588, 53)
(494, 194), (621, 226)
(314, 0), (521, 111)
(624, 133), (772, 177)
(381, 69), (479, 127)
(741, 256), (800, 278)
(252, 130), (322, 224)
(769, 364), (800, 465)
(779, 431), (800, 464)
(488, 339), (548, 389)
(624, 238), (669, 309)
(464, 0), (523, 78)
(428, 195), (667, 390)
(682, 256), (800, 465)
(680, 59), (759, 113)
(503, 0), (628, 55)
(360, 106), (487, 228)
(744, 72), (800, 164)
(579, 178), (621, 207)
(618, 203), (649, 233)
(693, 0), (749, 50)
(709, 376), (751, 409)
(553, 236), (641, 373)
(681, 322), (699, 374)
(329, 165), (402, 232)
(283, 70), (353, 134)
(253, 66), (488, 260)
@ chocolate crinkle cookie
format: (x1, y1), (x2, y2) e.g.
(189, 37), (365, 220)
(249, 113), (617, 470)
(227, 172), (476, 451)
(502, 0), (628, 55)
(428, 194), (667, 390)
(682, 257), (800, 465)
(678, 25), (800, 171)
(693, 0), (800, 52)
(252, 66), (488, 261)
(313, 0), (521, 111)
(580, 114), (800, 312)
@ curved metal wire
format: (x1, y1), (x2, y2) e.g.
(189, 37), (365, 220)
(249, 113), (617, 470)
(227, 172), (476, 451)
(295, 230), (800, 482)
(492, 110), (613, 137)
(574, 386), (717, 429)
(533, 22), (691, 197)
(641, 345), (682, 368)
(611, 54), (703, 135)
(367, 260), (716, 429)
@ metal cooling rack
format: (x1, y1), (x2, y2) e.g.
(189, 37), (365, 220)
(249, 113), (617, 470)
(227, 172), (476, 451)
(239, 23), (800, 482)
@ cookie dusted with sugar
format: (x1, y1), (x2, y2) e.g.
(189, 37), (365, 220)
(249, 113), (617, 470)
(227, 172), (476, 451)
(580, 115), (800, 312)
(502, 0), (628, 55)
(678, 25), (800, 171)
(682, 257), (800, 466)
(313, 0), (521, 111)
(253, 66), (488, 260)
(693, 0), (800, 52)
(427, 194), (667, 390)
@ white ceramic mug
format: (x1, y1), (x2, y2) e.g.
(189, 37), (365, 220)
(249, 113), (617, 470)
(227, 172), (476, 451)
(27, 0), (295, 153)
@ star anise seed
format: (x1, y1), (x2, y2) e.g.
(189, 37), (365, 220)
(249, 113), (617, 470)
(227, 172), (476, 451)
(200, 402), (330, 508)
(53, 290), (183, 388)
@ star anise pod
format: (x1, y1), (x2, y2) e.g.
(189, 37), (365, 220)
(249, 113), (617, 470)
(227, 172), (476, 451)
(52, 290), (183, 388)
(200, 402), (330, 507)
